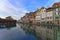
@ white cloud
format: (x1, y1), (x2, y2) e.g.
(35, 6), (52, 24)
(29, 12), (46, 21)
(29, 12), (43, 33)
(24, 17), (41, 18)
(0, 0), (29, 19)
(45, 0), (60, 7)
(0, 15), (6, 18)
(54, 0), (60, 2)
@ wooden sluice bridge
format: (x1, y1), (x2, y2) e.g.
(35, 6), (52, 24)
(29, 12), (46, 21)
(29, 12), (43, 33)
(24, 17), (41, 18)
(0, 18), (16, 28)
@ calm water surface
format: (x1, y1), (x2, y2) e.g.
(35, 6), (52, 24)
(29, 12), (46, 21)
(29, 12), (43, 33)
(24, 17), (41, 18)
(0, 24), (37, 40)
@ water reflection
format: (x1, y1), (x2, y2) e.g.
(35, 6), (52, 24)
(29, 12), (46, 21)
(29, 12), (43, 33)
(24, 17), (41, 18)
(20, 23), (60, 40)
(0, 23), (16, 28)
(0, 24), (37, 40)
(19, 23), (37, 39)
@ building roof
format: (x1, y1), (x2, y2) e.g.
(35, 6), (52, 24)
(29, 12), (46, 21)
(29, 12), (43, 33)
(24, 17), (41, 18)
(53, 2), (60, 8)
(0, 18), (16, 22)
(46, 7), (53, 12)
(29, 13), (35, 16)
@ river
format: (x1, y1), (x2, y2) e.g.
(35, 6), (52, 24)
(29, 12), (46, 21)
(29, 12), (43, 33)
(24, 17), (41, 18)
(0, 24), (37, 40)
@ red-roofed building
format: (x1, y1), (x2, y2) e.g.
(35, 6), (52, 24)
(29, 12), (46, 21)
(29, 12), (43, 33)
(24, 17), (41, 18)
(28, 12), (35, 23)
(53, 2), (60, 24)
(46, 7), (53, 24)
(53, 2), (60, 8)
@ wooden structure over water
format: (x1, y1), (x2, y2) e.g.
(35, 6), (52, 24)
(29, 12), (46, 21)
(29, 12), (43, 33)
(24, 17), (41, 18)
(0, 18), (16, 28)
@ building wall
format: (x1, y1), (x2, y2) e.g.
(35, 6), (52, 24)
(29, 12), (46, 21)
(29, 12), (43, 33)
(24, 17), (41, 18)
(40, 8), (46, 24)
(46, 10), (53, 24)
(35, 9), (41, 23)
(28, 13), (35, 23)
(53, 7), (60, 24)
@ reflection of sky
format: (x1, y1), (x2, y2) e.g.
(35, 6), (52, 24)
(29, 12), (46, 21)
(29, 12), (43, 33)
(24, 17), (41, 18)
(0, 24), (37, 40)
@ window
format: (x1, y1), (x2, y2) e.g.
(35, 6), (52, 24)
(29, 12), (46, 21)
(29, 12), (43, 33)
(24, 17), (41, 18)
(42, 18), (44, 20)
(55, 8), (59, 15)
(50, 17), (52, 19)
(47, 17), (49, 19)
(58, 8), (60, 15)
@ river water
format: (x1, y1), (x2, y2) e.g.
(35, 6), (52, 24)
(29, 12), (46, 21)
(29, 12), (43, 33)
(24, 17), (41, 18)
(0, 24), (37, 40)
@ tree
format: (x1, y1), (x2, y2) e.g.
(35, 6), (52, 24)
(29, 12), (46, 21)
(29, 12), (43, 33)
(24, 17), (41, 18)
(6, 16), (13, 20)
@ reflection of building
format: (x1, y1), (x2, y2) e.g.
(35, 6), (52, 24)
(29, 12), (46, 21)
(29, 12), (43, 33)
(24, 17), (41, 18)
(53, 2), (60, 24)
(35, 26), (47, 40)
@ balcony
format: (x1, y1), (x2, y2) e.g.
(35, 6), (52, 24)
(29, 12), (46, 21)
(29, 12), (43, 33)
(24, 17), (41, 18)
(55, 16), (60, 20)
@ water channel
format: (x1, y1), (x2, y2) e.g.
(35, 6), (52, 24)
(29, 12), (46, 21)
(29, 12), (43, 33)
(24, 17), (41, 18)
(0, 24), (37, 40)
(1, 23), (60, 40)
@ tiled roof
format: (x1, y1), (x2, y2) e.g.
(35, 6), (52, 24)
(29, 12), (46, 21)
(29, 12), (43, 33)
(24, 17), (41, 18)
(0, 18), (16, 22)
(53, 2), (60, 7)
(46, 7), (53, 12)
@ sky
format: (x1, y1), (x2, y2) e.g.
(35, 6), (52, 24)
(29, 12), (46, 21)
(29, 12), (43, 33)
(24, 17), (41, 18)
(0, 0), (60, 20)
